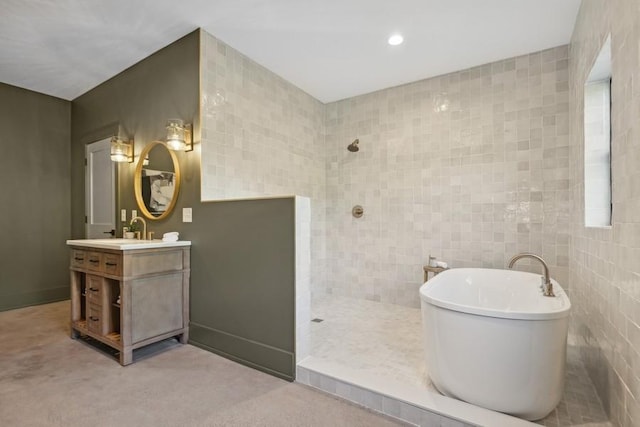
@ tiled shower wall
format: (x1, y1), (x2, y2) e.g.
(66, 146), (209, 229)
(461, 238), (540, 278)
(199, 30), (327, 294)
(198, 29), (580, 310)
(324, 47), (572, 306)
(569, 0), (640, 425)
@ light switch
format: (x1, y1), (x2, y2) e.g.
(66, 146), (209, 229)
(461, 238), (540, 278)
(121, 209), (127, 222)
(183, 208), (192, 223)
(132, 209), (137, 219)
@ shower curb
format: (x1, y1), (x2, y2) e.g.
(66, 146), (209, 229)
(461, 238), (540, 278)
(296, 357), (536, 427)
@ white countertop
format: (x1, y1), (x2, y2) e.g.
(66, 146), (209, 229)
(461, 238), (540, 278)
(66, 239), (191, 250)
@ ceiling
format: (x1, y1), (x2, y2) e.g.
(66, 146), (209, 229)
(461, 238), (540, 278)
(1, 0), (582, 103)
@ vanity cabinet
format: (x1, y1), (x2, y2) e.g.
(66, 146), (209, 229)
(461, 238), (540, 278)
(67, 241), (190, 365)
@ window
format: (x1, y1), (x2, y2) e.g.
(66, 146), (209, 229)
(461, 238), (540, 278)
(584, 36), (612, 227)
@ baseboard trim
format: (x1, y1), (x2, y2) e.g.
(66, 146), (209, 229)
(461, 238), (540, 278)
(0, 286), (69, 312)
(189, 322), (294, 381)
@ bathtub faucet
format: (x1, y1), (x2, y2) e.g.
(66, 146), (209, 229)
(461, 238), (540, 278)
(508, 253), (555, 297)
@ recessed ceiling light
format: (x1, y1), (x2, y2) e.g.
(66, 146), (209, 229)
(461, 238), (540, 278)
(388, 34), (404, 46)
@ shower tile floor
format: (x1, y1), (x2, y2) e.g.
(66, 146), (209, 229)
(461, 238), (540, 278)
(310, 294), (611, 427)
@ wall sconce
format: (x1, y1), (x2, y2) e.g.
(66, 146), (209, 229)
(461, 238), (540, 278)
(166, 119), (193, 152)
(110, 136), (134, 163)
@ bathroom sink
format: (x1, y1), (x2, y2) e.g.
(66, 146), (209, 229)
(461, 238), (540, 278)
(66, 238), (191, 250)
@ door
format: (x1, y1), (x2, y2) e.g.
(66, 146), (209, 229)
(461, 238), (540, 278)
(85, 138), (116, 238)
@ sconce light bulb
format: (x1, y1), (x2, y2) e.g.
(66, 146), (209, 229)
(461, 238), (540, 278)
(110, 136), (133, 162)
(167, 138), (186, 151)
(166, 119), (189, 151)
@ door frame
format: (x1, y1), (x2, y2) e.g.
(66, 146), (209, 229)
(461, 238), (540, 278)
(85, 137), (116, 238)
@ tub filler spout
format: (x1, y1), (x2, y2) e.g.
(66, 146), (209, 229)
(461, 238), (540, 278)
(508, 253), (555, 297)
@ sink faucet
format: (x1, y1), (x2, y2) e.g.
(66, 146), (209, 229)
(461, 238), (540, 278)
(130, 216), (147, 240)
(508, 253), (555, 297)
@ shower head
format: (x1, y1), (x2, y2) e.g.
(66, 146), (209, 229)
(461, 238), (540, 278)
(347, 139), (360, 152)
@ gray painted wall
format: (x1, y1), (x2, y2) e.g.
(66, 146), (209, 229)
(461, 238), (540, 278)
(0, 83), (71, 311)
(70, 30), (201, 239)
(189, 198), (296, 381)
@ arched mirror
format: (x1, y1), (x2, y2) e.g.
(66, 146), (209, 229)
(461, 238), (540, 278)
(134, 141), (181, 220)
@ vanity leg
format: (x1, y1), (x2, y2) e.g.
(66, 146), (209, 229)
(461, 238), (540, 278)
(180, 265), (190, 346)
(120, 347), (133, 366)
(119, 281), (133, 366)
(70, 328), (80, 339)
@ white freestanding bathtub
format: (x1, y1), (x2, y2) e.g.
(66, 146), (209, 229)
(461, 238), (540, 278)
(419, 268), (571, 421)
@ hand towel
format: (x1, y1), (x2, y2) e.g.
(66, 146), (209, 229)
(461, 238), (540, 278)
(162, 232), (179, 242)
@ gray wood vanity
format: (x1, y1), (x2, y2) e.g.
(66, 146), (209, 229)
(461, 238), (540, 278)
(67, 239), (191, 365)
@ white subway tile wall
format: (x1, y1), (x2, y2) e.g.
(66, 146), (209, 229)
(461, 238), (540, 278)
(324, 47), (571, 306)
(569, 0), (640, 425)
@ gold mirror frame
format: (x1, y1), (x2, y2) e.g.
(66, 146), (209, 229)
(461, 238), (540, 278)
(134, 141), (181, 220)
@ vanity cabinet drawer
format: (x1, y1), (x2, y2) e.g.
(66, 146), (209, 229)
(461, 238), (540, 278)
(71, 250), (87, 268)
(87, 303), (103, 334)
(103, 254), (122, 276)
(85, 275), (103, 304)
(86, 252), (102, 272)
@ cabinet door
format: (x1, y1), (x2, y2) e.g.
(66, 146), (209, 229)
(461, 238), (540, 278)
(131, 273), (184, 343)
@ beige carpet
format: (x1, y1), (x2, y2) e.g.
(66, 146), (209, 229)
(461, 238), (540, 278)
(0, 301), (406, 427)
